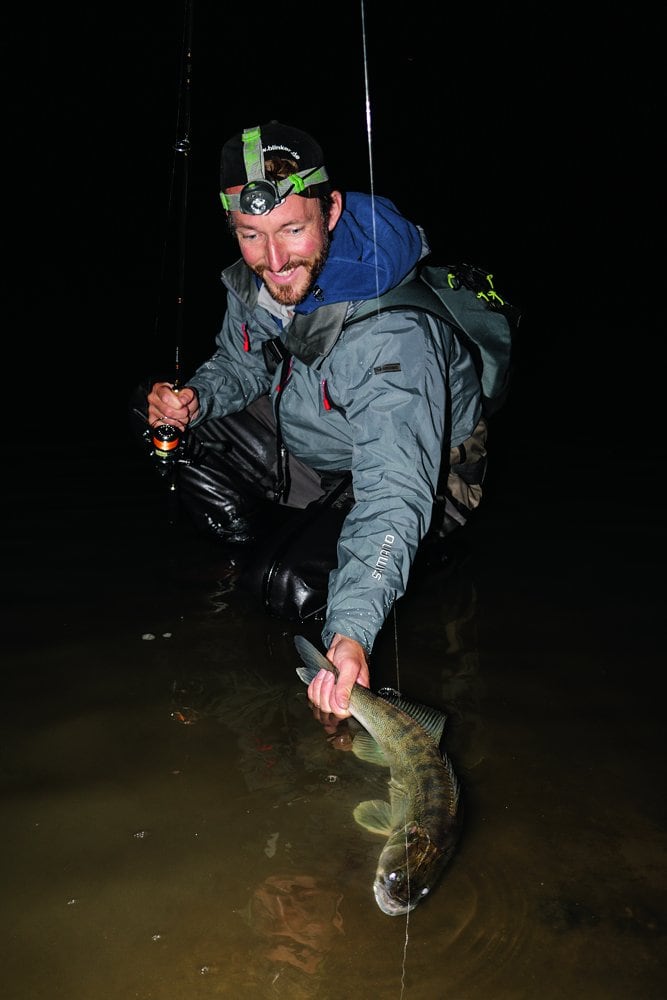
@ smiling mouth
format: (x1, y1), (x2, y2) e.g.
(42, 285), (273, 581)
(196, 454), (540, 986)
(266, 267), (300, 285)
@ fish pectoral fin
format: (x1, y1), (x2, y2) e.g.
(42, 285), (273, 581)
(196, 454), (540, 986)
(353, 799), (393, 836)
(387, 780), (411, 820)
(387, 777), (410, 801)
(350, 731), (390, 768)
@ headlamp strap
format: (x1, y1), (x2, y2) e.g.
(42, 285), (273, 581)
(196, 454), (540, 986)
(241, 126), (265, 182)
(285, 166), (329, 194)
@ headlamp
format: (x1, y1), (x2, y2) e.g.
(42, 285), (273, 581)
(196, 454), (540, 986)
(237, 179), (281, 215)
(220, 125), (329, 216)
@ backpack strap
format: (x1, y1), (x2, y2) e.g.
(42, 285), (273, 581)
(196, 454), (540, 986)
(345, 263), (520, 414)
(345, 266), (446, 326)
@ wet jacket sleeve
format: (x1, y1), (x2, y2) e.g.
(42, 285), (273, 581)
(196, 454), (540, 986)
(320, 310), (461, 654)
(186, 294), (274, 423)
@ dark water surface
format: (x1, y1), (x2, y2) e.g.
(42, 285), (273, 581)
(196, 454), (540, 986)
(2, 363), (665, 1000)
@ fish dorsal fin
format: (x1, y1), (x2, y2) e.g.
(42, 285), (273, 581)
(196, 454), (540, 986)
(350, 730), (390, 768)
(377, 687), (447, 744)
(353, 799), (393, 836)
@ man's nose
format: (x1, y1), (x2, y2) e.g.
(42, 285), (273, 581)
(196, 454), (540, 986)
(265, 238), (289, 272)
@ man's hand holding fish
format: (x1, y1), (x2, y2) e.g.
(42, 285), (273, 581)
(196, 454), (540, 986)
(306, 634), (370, 719)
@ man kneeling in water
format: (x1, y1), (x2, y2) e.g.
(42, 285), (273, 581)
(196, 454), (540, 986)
(133, 120), (487, 719)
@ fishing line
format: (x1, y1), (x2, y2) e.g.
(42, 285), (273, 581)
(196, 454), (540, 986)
(359, 0), (381, 307)
(359, 1), (411, 988)
(393, 601), (411, 1000)
(360, 0), (402, 701)
(391, 605), (402, 714)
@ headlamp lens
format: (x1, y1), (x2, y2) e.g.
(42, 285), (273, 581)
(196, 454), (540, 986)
(239, 180), (281, 216)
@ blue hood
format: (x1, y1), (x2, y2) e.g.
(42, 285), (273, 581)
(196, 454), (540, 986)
(294, 192), (422, 316)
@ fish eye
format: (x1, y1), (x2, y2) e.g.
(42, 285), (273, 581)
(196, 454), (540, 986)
(420, 887), (429, 896)
(388, 872), (398, 881)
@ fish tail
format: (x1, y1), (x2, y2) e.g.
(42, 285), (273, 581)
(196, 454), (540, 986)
(294, 635), (338, 684)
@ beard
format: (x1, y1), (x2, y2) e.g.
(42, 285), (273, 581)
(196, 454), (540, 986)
(254, 229), (331, 307)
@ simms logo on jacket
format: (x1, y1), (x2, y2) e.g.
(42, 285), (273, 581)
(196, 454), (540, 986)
(372, 534), (395, 581)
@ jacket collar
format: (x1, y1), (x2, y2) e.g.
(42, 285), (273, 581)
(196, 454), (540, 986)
(222, 258), (351, 368)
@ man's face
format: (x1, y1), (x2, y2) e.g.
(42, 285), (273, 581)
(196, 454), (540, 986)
(228, 191), (343, 306)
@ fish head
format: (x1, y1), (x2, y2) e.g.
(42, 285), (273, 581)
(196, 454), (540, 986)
(372, 823), (452, 916)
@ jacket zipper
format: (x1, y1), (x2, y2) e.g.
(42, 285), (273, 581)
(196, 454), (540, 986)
(274, 354), (294, 502)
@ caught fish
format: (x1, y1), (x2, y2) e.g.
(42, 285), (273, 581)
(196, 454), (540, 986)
(294, 635), (462, 916)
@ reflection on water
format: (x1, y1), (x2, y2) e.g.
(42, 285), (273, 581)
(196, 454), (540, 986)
(1, 436), (665, 1000)
(239, 873), (344, 994)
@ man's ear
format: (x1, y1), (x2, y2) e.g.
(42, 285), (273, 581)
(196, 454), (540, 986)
(328, 190), (344, 231)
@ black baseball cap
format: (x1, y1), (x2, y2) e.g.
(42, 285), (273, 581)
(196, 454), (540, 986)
(220, 121), (329, 194)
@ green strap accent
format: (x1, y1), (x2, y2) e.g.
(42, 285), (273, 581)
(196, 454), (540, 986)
(478, 273), (505, 306)
(277, 166), (329, 199)
(448, 269), (505, 306)
(478, 288), (506, 305)
(241, 126), (264, 182)
(221, 166), (330, 211)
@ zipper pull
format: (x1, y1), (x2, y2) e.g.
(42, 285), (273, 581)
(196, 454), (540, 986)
(276, 356), (294, 393)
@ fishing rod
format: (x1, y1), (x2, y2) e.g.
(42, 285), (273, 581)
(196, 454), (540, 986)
(152, 0), (194, 487)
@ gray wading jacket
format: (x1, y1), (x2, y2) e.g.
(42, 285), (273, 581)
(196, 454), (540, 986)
(188, 193), (482, 653)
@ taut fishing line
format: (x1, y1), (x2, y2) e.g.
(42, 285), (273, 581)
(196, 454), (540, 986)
(360, 3), (381, 308)
(359, 0), (403, 698)
(359, 1), (411, 990)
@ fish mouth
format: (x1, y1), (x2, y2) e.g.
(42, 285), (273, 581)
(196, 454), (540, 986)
(373, 882), (417, 917)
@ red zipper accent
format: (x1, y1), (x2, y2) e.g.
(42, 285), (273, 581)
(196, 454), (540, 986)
(241, 322), (250, 352)
(321, 379), (332, 411)
(276, 356), (294, 393)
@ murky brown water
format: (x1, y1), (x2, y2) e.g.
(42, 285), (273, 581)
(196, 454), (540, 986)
(2, 388), (665, 1000)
